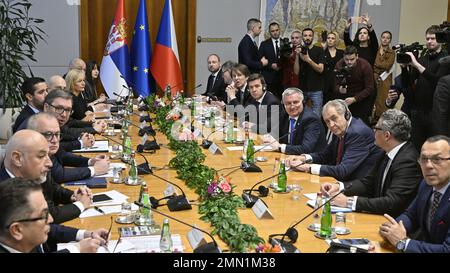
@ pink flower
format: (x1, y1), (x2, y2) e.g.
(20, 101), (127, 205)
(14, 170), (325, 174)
(219, 181), (231, 193)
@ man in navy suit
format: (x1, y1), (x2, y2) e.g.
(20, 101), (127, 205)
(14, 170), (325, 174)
(380, 135), (450, 253)
(0, 128), (92, 224)
(263, 88), (326, 155)
(321, 109), (422, 217)
(287, 99), (382, 181)
(202, 54), (226, 102)
(12, 77), (48, 133)
(241, 73), (280, 135)
(0, 178), (107, 253)
(238, 18), (268, 74)
(259, 22), (283, 98)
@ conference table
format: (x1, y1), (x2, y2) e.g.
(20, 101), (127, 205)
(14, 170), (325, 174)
(64, 105), (394, 253)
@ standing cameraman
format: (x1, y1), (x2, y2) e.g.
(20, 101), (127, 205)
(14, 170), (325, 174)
(334, 46), (375, 125)
(398, 25), (448, 151)
(294, 28), (325, 117)
(280, 30), (301, 90)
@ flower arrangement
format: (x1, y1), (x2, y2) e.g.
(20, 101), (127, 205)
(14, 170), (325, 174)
(255, 243), (282, 253)
(207, 175), (233, 198)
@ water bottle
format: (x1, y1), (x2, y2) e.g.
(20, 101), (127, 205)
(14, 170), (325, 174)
(160, 219), (173, 253)
(277, 159), (287, 192)
(311, 192), (323, 231)
(242, 128), (250, 161)
(128, 151), (138, 184)
(319, 195), (332, 238)
(225, 120), (234, 143)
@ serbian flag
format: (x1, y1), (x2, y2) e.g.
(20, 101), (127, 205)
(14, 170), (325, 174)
(150, 0), (183, 95)
(100, 0), (132, 99)
(130, 0), (155, 98)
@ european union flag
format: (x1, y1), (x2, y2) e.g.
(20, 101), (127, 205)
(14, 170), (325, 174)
(130, 0), (154, 97)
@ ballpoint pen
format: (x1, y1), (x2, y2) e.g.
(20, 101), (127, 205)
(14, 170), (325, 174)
(94, 206), (106, 214)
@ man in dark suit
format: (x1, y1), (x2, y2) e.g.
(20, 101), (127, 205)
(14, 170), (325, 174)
(380, 136), (450, 253)
(259, 22), (283, 98)
(432, 74), (450, 137)
(238, 18), (268, 74)
(0, 128), (91, 224)
(288, 99), (382, 181)
(263, 88), (326, 155)
(0, 178), (107, 253)
(202, 54), (226, 102)
(26, 113), (110, 184)
(321, 109), (422, 217)
(12, 77), (48, 133)
(241, 73), (280, 135)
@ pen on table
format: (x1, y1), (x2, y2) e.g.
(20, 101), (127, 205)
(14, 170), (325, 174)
(94, 206), (106, 214)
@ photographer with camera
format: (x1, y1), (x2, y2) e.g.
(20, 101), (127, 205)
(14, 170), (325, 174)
(259, 22), (283, 99)
(294, 28), (325, 117)
(394, 25), (448, 151)
(334, 46), (375, 125)
(323, 31), (344, 104)
(280, 30), (301, 90)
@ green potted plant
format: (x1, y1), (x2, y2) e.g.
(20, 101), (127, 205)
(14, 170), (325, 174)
(0, 0), (45, 139)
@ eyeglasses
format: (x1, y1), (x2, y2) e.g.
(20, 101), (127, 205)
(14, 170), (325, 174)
(5, 209), (49, 229)
(41, 131), (61, 141)
(418, 156), (450, 165)
(48, 104), (73, 115)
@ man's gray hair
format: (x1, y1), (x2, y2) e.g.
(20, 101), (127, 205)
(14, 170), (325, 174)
(26, 112), (58, 131)
(282, 88), (304, 104)
(378, 109), (411, 142)
(323, 99), (350, 117)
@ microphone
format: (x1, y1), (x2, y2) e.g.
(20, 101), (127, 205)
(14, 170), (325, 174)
(201, 127), (221, 149)
(100, 134), (152, 175)
(121, 118), (156, 137)
(392, 44), (405, 50)
(148, 172), (192, 211)
(241, 127), (298, 173)
(136, 135), (160, 153)
(241, 157), (312, 208)
(268, 189), (345, 253)
(134, 201), (221, 253)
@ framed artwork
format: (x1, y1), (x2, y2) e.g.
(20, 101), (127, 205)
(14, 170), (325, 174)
(260, 0), (361, 48)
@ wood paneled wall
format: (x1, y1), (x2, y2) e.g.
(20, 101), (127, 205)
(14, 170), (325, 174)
(80, 0), (196, 95)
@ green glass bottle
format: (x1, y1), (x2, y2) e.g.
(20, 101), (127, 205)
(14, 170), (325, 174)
(139, 186), (152, 225)
(319, 195), (333, 237)
(122, 136), (132, 162)
(138, 181), (147, 203)
(225, 120), (234, 143)
(277, 159), (287, 192)
(246, 138), (255, 164)
(128, 151), (138, 184)
(159, 218), (173, 253)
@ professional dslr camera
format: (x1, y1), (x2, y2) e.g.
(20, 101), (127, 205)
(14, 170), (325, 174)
(279, 37), (293, 57)
(392, 42), (424, 64)
(334, 66), (351, 86)
(436, 21), (450, 43)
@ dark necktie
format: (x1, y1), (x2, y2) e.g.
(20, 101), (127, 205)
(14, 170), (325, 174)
(429, 191), (442, 228)
(207, 74), (215, 93)
(378, 154), (390, 194)
(289, 118), (296, 145)
(336, 137), (345, 164)
(275, 40), (280, 58)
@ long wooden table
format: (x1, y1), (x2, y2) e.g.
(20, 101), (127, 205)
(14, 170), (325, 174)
(64, 113), (393, 253)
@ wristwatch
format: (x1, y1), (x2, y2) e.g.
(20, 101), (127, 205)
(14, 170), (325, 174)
(395, 238), (408, 252)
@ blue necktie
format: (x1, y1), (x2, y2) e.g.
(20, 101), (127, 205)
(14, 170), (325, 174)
(289, 118), (296, 144)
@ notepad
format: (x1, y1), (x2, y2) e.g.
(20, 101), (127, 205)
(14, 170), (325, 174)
(64, 177), (107, 188)
(72, 140), (109, 153)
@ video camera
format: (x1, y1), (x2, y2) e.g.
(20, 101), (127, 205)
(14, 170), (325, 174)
(334, 66), (351, 86)
(279, 37), (293, 57)
(392, 42), (424, 64)
(436, 21), (450, 43)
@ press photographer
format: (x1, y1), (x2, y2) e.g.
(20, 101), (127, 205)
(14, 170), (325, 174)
(394, 25), (448, 151)
(392, 42), (424, 64)
(279, 30), (301, 89)
(334, 46), (374, 125)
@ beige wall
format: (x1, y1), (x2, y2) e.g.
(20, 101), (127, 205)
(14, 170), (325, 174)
(399, 0), (448, 44)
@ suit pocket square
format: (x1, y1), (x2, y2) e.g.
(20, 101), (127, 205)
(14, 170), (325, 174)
(437, 220), (446, 225)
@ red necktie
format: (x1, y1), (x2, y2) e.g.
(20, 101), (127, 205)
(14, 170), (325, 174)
(336, 137), (344, 164)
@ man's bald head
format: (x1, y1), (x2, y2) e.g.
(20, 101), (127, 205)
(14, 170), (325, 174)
(69, 58), (86, 71)
(48, 75), (67, 90)
(4, 130), (52, 182)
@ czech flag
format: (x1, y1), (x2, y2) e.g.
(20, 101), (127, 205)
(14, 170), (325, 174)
(130, 0), (155, 98)
(150, 0), (183, 96)
(100, 0), (132, 99)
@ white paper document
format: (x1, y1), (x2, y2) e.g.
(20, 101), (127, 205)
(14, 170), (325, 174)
(304, 193), (352, 213)
(95, 163), (126, 178)
(73, 140), (109, 153)
(79, 203), (139, 218)
(226, 145), (273, 151)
